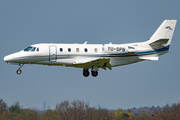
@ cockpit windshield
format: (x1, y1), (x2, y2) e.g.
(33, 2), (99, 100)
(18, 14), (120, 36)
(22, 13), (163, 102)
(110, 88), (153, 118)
(24, 46), (39, 52)
(31, 47), (36, 51)
(24, 46), (33, 51)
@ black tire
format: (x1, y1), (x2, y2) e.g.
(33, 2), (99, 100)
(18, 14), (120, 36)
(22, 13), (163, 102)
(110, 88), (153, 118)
(83, 71), (89, 77)
(91, 71), (98, 77)
(16, 69), (22, 75)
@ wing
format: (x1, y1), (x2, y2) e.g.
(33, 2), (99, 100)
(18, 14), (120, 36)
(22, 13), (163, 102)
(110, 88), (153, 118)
(73, 57), (112, 70)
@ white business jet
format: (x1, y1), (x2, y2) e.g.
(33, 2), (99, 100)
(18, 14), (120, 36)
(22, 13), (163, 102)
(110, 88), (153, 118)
(4, 20), (177, 77)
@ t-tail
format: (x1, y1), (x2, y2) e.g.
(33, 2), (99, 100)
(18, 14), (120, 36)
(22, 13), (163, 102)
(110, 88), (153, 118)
(146, 19), (177, 49)
(138, 20), (177, 61)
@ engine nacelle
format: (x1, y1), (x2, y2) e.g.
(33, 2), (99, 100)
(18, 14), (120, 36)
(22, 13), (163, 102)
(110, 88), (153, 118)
(103, 44), (128, 53)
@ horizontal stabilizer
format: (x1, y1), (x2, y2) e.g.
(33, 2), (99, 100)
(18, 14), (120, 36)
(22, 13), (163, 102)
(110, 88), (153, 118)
(139, 56), (159, 61)
(149, 39), (169, 46)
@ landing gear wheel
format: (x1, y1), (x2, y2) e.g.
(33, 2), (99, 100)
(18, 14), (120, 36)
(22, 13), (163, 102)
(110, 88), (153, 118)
(16, 69), (22, 75)
(83, 68), (89, 77)
(83, 71), (90, 77)
(16, 63), (24, 75)
(91, 71), (98, 77)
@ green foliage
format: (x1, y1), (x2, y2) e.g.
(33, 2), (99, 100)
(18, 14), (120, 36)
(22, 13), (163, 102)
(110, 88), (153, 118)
(42, 109), (61, 120)
(112, 108), (135, 120)
(0, 111), (13, 120)
(9, 101), (24, 116)
(0, 98), (8, 115)
(23, 109), (40, 119)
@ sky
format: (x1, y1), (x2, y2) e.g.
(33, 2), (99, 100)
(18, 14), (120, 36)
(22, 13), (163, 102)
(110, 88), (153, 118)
(0, 0), (180, 110)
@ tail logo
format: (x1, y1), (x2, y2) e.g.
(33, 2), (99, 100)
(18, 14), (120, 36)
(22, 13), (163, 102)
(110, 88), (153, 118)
(165, 26), (170, 29)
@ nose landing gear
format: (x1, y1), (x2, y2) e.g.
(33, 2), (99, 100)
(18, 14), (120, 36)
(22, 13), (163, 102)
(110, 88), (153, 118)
(16, 69), (22, 75)
(16, 63), (24, 75)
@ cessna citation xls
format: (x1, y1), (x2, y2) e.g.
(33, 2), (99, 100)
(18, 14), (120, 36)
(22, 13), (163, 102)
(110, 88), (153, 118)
(4, 20), (177, 77)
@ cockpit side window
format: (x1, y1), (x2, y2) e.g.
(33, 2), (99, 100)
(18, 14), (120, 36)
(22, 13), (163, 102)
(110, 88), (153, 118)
(31, 47), (36, 51)
(24, 46), (33, 51)
(37, 48), (39, 51)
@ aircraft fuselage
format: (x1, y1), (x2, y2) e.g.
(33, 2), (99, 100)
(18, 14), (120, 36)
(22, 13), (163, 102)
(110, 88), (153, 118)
(4, 20), (177, 77)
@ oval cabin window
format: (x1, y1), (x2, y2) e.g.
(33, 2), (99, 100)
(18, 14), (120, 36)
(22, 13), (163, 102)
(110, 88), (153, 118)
(68, 48), (71, 52)
(84, 48), (88, 52)
(60, 48), (63, 52)
(76, 48), (79, 52)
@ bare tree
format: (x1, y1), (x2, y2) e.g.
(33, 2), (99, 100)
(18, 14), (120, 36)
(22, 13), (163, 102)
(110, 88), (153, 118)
(55, 100), (70, 120)
(55, 100), (91, 120)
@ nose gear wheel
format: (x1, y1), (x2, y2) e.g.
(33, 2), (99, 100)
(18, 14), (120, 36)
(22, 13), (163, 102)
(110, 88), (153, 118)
(16, 69), (22, 75)
(16, 63), (24, 75)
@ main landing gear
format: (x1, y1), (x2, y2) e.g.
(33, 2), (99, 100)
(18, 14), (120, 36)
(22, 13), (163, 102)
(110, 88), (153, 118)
(83, 68), (90, 77)
(83, 67), (98, 77)
(91, 70), (98, 77)
(16, 63), (24, 75)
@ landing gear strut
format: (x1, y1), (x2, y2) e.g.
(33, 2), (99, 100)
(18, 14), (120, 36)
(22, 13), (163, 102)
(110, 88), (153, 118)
(91, 65), (98, 77)
(16, 63), (24, 75)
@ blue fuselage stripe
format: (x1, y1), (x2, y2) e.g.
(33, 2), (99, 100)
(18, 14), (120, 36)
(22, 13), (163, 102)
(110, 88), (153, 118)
(136, 45), (169, 55)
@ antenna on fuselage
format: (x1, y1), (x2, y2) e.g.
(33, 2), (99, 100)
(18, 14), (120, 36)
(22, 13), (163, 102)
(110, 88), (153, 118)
(83, 41), (88, 44)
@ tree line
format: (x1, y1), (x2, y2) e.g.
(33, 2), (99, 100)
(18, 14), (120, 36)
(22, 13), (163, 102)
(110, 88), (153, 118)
(0, 98), (180, 120)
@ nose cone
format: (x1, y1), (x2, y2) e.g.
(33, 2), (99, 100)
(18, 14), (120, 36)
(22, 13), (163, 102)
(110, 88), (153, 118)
(4, 54), (14, 63)
(4, 52), (23, 65)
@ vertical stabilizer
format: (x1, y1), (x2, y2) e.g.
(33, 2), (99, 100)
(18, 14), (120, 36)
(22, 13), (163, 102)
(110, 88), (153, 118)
(147, 20), (177, 47)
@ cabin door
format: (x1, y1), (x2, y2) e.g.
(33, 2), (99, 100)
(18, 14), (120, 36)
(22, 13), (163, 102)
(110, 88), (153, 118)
(49, 46), (57, 62)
